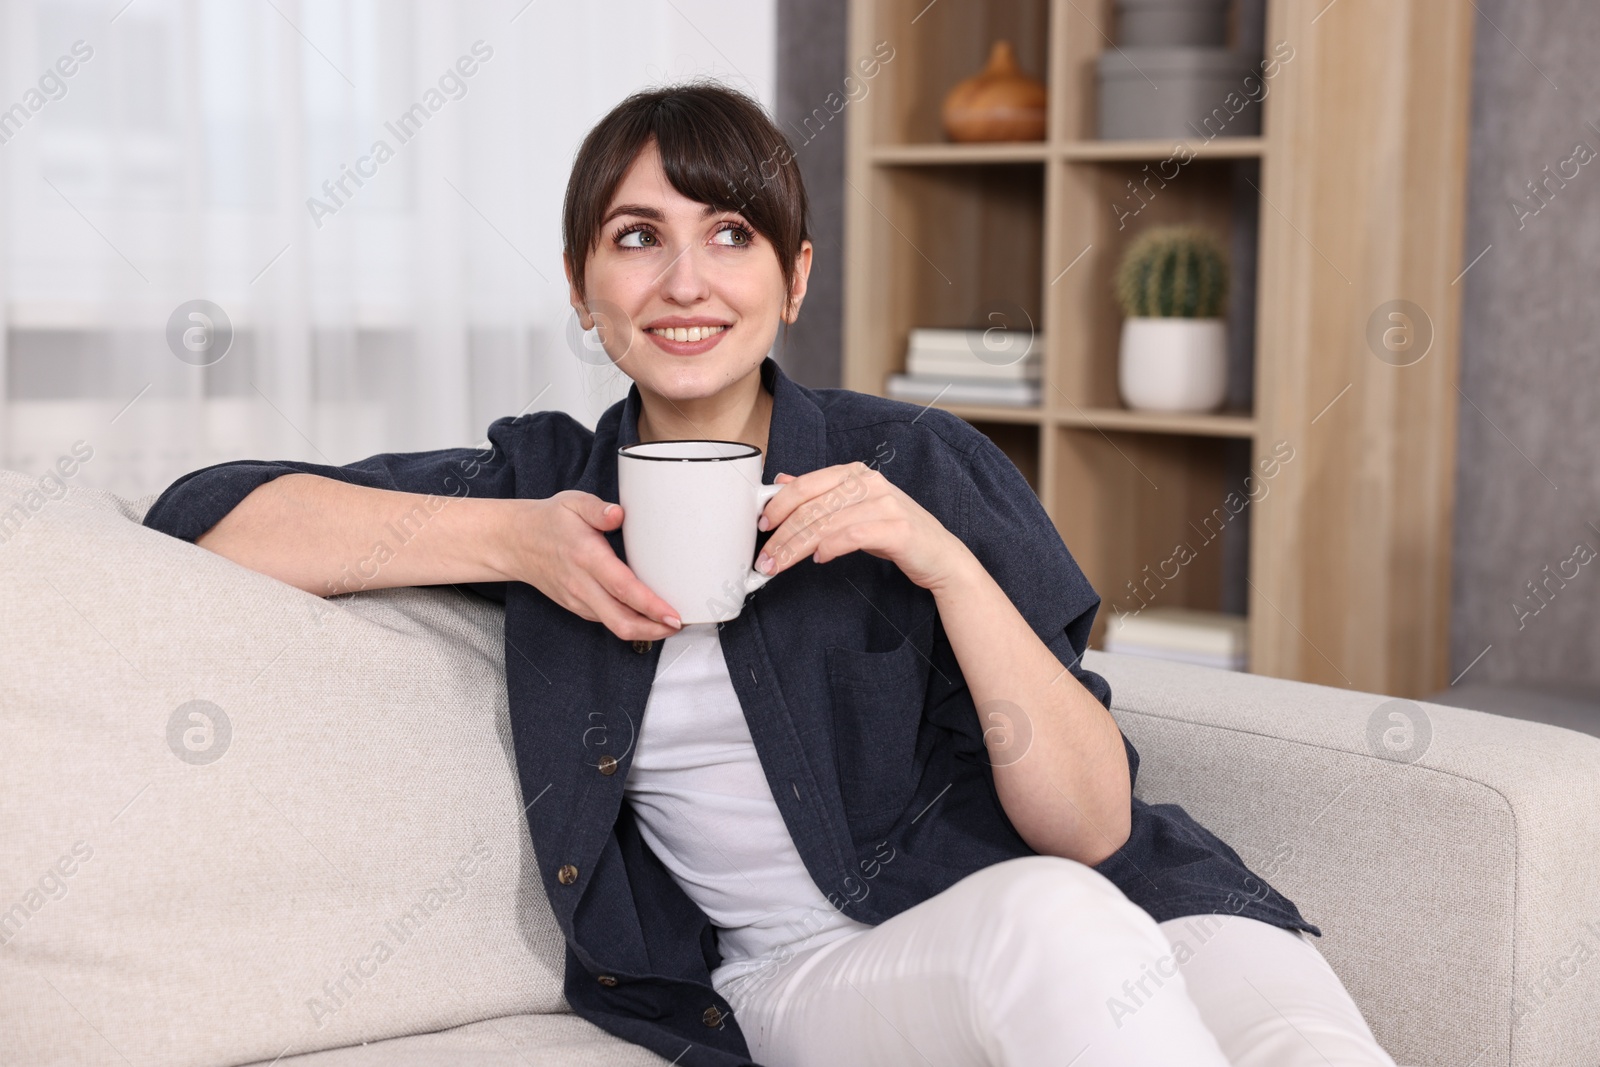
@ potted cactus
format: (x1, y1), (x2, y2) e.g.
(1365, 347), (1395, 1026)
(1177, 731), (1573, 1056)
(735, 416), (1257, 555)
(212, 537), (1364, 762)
(1114, 226), (1230, 413)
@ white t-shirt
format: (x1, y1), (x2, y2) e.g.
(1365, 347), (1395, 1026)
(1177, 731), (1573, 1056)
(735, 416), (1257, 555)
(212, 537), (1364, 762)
(623, 623), (873, 1005)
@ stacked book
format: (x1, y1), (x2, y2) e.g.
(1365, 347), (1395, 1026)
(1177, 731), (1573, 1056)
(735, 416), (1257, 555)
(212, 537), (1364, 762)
(886, 328), (1042, 408)
(1104, 607), (1248, 672)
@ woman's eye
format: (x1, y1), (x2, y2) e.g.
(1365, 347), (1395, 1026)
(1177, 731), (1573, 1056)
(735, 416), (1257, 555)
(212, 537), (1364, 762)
(712, 225), (751, 247)
(617, 228), (656, 248)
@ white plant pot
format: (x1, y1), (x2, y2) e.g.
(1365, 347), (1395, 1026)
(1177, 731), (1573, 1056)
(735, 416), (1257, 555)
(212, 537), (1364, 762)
(1118, 317), (1228, 413)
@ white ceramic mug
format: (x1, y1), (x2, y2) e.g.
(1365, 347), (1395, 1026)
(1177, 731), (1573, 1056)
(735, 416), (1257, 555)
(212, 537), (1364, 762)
(617, 440), (783, 625)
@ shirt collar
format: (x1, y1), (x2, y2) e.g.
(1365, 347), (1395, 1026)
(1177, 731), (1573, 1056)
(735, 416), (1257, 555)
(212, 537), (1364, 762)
(608, 356), (828, 484)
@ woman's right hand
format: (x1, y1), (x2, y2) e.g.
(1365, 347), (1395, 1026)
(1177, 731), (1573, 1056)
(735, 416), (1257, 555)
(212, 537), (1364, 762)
(501, 491), (683, 641)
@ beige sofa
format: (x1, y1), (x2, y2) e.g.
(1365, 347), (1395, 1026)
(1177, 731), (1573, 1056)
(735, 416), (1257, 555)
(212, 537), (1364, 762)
(2, 471), (1597, 1067)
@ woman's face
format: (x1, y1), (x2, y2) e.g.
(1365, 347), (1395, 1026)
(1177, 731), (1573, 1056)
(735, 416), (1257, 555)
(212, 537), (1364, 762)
(568, 140), (810, 402)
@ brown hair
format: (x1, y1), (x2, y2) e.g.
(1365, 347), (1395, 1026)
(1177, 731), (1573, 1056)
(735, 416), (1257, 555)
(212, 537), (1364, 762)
(562, 82), (811, 310)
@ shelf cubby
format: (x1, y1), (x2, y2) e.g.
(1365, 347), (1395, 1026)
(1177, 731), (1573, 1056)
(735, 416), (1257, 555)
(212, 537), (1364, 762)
(1051, 427), (1253, 646)
(1048, 157), (1257, 413)
(865, 0), (1051, 147)
(846, 162), (1045, 398)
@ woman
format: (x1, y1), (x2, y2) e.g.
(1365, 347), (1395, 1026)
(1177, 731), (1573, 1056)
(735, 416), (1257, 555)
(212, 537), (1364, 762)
(143, 84), (1395, 1067)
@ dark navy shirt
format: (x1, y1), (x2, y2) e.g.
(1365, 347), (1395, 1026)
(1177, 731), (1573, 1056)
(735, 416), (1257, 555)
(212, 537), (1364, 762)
(142, 356), (1318, 1066)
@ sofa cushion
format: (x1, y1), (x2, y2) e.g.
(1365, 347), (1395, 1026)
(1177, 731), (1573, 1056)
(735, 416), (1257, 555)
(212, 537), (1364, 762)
(0, 472), (667, 1066)
(249, 1013), (673, 1066)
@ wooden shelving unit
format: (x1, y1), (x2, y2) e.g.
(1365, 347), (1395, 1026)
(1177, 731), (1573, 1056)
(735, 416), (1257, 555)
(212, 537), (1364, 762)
(843, 0), (1476, 696)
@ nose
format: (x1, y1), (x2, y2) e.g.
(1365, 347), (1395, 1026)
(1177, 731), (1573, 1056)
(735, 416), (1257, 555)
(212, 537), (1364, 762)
(656, 241), (712, 306)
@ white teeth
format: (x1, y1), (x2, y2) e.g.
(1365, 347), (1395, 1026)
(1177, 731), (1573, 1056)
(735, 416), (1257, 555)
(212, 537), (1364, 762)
(651, 325), (724, 343)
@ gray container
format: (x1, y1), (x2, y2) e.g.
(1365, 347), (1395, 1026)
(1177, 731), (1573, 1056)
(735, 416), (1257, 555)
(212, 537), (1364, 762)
(1097, 47), (1260, 140)
(1117, 0), (1230, 47)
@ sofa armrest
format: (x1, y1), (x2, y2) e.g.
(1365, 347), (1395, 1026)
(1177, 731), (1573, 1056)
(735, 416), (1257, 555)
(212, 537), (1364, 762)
(1085, 650), (1600, 1067)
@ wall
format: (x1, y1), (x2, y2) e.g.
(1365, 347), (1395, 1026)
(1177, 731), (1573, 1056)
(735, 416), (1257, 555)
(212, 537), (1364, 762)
(1451, 0), (1600, 686)
(774, 0), (848, 389)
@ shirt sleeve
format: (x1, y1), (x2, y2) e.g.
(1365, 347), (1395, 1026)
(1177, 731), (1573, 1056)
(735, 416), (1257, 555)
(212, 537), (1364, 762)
(954, 433), (1111, 707)
(141, 414), (525, 544)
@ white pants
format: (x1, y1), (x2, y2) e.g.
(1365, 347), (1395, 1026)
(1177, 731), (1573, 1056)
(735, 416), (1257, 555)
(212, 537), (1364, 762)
(722, 856), (1396, 1067)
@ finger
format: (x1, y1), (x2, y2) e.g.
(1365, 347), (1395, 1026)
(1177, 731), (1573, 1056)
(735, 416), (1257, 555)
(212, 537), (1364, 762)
(590, 551), (683, 628)
(564, 492), (624, 531)
(760, 462), (876, 533)
(759, 473), (791, 530)
(761, 493), (894, 577)
(811, 517), (900, 566)
(577, 571), (679, 641)
(599, 605), (678, 642)
(758, 472), (799, 531)
(761, 489), (854, 574)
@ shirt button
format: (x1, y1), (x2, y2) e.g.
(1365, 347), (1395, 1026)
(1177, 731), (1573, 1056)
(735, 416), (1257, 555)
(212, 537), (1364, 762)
(556, 863), (578, 885)
(702, 1005), (724, 1028)
(597, 754), (619, 776)
(632, 639), (652, 654)
(597, 975), (618, 987)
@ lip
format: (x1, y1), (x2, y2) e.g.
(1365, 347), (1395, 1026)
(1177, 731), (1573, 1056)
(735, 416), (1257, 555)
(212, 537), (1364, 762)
(643, 319), (732, 356)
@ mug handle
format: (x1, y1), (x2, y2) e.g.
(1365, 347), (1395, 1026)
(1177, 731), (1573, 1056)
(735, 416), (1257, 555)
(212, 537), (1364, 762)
(742, 483), (785, 594)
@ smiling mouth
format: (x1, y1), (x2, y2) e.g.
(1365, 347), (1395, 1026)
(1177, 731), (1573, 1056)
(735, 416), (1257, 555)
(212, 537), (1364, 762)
(646, 325), (727, 343)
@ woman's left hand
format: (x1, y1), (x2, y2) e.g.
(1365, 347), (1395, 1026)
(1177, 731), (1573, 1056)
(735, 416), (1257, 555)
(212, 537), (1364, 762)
(755, 462), (973, 592)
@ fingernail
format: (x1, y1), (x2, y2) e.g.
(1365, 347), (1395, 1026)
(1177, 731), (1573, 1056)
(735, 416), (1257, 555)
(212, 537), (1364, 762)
(757, 515), (770, 531)
(663, 614), (681, 629)
(603, 504), (619, 516)
(756, 552), (773, 575)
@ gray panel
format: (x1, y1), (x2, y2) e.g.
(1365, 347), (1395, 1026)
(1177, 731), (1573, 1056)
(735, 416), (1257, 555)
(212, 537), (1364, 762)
(1451, 0), (1600, 687)
(775, 0), (848, 389)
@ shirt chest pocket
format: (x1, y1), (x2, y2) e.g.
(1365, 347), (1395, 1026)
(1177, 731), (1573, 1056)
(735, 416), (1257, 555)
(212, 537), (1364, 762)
(824, 636), (931, 843)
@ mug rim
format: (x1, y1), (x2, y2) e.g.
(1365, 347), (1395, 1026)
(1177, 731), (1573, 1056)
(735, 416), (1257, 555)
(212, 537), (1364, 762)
(617, 439), (762, 462)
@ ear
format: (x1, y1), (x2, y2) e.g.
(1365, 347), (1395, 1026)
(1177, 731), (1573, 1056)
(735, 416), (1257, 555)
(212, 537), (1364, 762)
(563, 251), (593, 330)
(782, 239), (814, 324)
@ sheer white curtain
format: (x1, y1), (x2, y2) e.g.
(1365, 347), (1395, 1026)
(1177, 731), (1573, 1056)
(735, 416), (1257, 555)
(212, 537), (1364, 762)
(0, 0), (775, 498)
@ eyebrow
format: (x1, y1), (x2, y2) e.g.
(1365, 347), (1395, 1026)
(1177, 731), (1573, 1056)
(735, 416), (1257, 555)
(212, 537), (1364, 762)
(602, 203), (725, 226)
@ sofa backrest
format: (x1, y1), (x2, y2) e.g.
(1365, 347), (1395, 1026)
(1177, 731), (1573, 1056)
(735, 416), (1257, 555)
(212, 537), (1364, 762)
(0, 472), (569, 1067)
